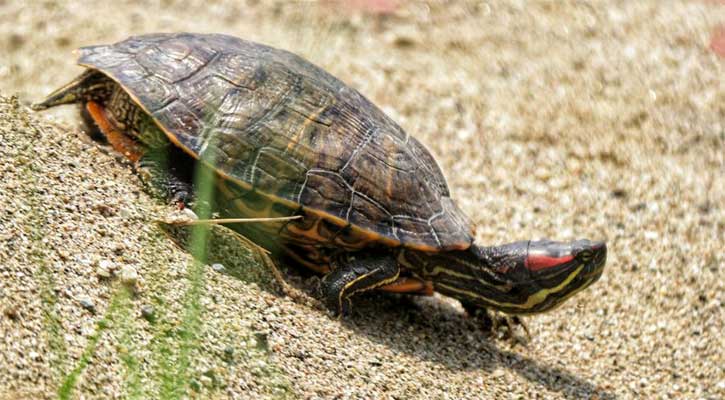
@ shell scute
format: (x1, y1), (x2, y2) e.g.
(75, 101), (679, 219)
(348, 194), (394, 239)
(297, 171), (351, 221)
(136, 40), (217, 84)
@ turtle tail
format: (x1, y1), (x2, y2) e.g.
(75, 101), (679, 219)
(32, 69), (114, 111)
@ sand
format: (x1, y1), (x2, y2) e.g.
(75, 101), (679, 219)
(1, 1), (723, 399)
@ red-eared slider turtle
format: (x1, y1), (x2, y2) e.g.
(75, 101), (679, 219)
(34, 33), (606, 317)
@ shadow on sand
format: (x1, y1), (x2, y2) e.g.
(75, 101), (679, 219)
(339, 293), (616, 400)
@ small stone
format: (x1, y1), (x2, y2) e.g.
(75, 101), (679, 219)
(164, 208), (198, 224)
(141, 305), (156, 323)
(119, 265), (138, 286)
(93, 203), (117, 217)
(199, 374), (213, 387)
(97, 259), (116, 278)
(253, 359), (268, 373)
(183, 207), (199, 219)
(384, 26), (419, 48)
(644, 231), (659, 240)
(223, 346), (235, 362)
(3, 307), (20, 321)
(392, 35), (416, 48)
(78, 296), (96, 313)
(254, 332), (269, 350)
(211, 263), (226, 273)
(112, 242), (125, 256)
(8, 33), (25, 51)
(118, 208), (133, 219)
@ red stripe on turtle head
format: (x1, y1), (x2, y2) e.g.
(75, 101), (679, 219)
(525, 254), (574, 272)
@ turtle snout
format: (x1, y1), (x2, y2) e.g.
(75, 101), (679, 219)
(582, 240), (607, 278)
(571, 239), (606, 260)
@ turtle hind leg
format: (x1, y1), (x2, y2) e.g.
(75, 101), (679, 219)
(84, 101), (145, 163)
(32, 69), (113, 110)
(80, 98), (110, 143)
(321, 252), (400, 315)
(379, 276), (434, 295)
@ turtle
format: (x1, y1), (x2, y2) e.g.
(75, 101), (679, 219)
(33, 33), (606, 319)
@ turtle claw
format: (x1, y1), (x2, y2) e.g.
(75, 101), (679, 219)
(320, 279), (353, 317)
(494, 314), (530, 344)
(464, 305), (530, 343)
(327, 297), (352, 319)
(510, 315), (531, 341)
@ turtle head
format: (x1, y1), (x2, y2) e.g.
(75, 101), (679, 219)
(480, 239), (606, 314)
(518, 239), (606, 313)
(433, 239), (606, 315)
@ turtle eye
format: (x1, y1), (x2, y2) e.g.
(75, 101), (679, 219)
(578, 250), (592, 261)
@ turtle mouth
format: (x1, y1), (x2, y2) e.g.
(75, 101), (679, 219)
(581, 241), (607, 282)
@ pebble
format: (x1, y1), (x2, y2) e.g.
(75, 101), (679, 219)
(644, 231), (659, 240)
(96, 259), (116, 278)
(119, 265), (138, 286)
(163, 208), (198, 224)
(141, 305), (156, 323)
(199, 374), (213, 387)
(211, 263), (226, 273)
(223, 346), (235, 362)
(77, 296), (96, 313)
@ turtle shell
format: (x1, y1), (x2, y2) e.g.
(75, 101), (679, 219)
(77, 33), (474, 251)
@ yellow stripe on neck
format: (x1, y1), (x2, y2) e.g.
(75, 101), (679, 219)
(437, 264), (585, 313)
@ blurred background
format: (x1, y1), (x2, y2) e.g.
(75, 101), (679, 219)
(1, 1), (723, 399)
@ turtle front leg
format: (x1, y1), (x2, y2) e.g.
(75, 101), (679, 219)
(462, 302), (495, 331)
(462, 302), (530, 341)
(321, 252), (400, 315)
(136, 147), (194, 207)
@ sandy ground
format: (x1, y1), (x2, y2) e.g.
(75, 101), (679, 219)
(1, 1), (724, 399)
